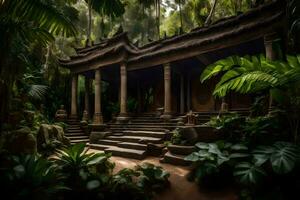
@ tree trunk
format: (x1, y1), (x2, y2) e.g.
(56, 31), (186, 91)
(205, 0), (218, 26)
(179, 0), (183, 29)
(156, 0), (160, 40)
(43, 45), (51, 80)
(87, 0), (92, 45)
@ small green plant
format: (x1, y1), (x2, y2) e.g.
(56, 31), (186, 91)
(136, 162), (170, 193)
(170, 128), (185, 145)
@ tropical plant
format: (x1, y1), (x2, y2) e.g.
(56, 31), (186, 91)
(0, 154), (67, 200)
(52, 143), (114, 199)
(170, 128), (185, 145)
(287, 0), (300, 52)
(185, 141), (250, 185)
(0, 0), (77, 128)
(201, 54), (300, 143)
(252, 142), (300, 174)
(135, 162), (170, 193)
(207, 112), (245, 140)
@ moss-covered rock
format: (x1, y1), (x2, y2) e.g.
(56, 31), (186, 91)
(37, 124), (70, 152)
(5, 127), (37, 154)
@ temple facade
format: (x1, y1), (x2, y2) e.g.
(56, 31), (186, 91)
(60, 0), (286, 125)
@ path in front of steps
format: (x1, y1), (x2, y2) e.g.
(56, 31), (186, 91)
(87, 148), (238, 200)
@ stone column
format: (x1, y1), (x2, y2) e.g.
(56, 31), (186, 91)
(264, 32), (279, 110)
(187, 73), (191, 111)
(70, 73), (78, 118)
(264, 33), (279, 61)
(180, 75), (185, 114)
(137, 80), (142, 113)
(93, 69), (103, 124)
(83, 77), (90, 121)
(117, 62), (128, 121)
(161, 63), (172, 119)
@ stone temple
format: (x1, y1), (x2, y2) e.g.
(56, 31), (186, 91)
(59, 0), (285, 164)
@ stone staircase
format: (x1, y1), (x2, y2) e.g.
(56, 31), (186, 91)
(88, 113), (179, 160)
(65, 118), (89, 144)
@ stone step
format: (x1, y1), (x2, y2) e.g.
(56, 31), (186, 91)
(70, 139), (89, 144)
(67, 135), (89, 140)
(66, 129), (82, 133)
(97, 139), (120, 146)
(106, 136), (162, 144)
(109, 124), (177, 129)
(167, 145), (195, 155)
(122, 130), (166, 138)
(67, 126), (81, 129)
(111, 122), (177, 125)
(117, 142), (147, 150)
(110, 127), (167, 132)
(161, 152), (191, 166)
(88, 143), (110, 151)
(65, 132), (85, 136)
(105, 147), (146, 160)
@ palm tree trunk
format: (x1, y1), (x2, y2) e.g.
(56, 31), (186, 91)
(205, 0), (218, 26)
(87, 0), (92, 45)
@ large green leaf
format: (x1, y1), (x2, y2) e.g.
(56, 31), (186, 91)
(234, 162), (266, 185)
(253, 142), (300, 174)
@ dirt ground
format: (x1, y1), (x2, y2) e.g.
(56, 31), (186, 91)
(87, 149), (238, 200)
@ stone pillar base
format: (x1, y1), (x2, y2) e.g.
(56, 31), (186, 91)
(160, 113), (172, 121)
(69, 115), (78, 120)
(93, 113), (103, 124)
(116, 113), (129, 123)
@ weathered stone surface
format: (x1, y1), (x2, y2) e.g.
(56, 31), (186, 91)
(37, 124), (70, 151)
(167, 144), (195, 155)
(194, 126), (224, 142)
(178, 127), (198, 145)
(89, 132), (109, 143)
(147, 143), (165, 156)
(5, 127), (37, 154)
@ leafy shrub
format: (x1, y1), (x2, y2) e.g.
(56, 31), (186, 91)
(186, 141), (300, 198)
(185, 141), (249, 186)
(0, 154), (66, 200)
(52, 143), (115, 199)
(135, 162), (170, 193)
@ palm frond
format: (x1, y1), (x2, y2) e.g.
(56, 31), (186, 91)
(27, 84), (48, 101)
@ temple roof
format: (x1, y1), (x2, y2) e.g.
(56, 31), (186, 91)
(60, 0), (286, 73)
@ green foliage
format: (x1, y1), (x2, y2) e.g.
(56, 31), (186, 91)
(233, 162), (267, 185)
(252, 142), (300, 174)
(135, 162), (170, 193)
(200, 54), (300, 97)
(185, 141), (249, 183)
(0, 154), (67, 200)
(170, 128), (184, 145)
(207, 112), (244, 133)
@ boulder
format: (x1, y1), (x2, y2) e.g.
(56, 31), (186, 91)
(89, 132), (108, 144)
(178, 127), (198, 145)
(5, 127), (37, 154)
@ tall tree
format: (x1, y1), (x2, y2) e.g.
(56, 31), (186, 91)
(175, 0), (186, 30)
(84, 0), (125, 45)
(154, 0), (161, 39)
(0, 0), (77, 127)
(205, 0), (218, 26)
